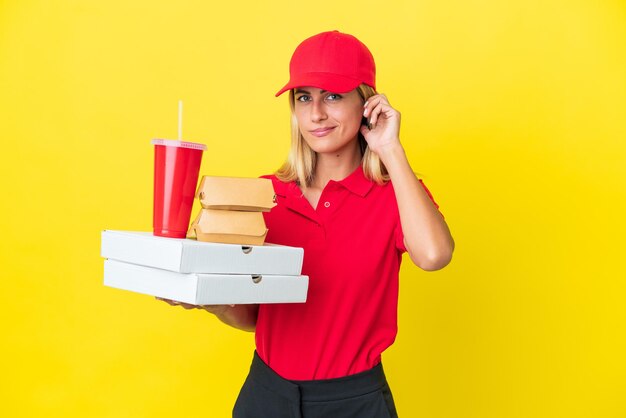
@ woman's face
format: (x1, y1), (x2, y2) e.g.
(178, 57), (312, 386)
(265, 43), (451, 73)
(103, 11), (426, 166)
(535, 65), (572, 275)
(293, 87), (364, 155)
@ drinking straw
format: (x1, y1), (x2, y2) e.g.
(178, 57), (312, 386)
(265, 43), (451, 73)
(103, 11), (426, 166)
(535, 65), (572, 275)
(178, 100), (183, 141)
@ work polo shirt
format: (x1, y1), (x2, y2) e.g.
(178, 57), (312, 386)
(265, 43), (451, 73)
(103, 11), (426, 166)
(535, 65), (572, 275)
(256, 165), (440, 380)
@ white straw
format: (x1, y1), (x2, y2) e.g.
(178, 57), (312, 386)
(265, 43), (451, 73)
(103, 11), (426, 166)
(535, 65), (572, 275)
(178, 100), (183, 141)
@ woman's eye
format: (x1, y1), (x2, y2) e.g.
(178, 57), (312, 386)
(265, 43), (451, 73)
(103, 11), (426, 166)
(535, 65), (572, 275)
(326, 94), (342, 101)
(296, 95), (310, 102)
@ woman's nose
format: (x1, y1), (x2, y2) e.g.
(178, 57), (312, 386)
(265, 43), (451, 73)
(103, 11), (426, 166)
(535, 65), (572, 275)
(310, 100), (327, 122)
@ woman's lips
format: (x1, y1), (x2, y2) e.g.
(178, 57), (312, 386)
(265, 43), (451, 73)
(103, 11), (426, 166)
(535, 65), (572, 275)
(309, 127), (336, 137)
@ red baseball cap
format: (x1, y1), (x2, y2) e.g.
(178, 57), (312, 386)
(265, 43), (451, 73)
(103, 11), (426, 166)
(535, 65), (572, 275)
(275, 30), (376, 97)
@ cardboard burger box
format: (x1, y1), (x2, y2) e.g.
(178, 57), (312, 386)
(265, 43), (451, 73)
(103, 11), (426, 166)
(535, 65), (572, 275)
(188, 209), (268, 246)
(187, 176), (276, 245)
(104, 259), (308, 305)
(195, 176), (276, 211)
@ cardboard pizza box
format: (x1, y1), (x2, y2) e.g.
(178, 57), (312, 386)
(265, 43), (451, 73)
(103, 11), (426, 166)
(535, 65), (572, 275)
(101, 230), (303, 275)
(104, 259), (309, 305)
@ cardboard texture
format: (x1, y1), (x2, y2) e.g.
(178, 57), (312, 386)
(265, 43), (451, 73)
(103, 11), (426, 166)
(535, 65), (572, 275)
(101, 230), (304, 275)
(188, 209), (268, 246)
(104, 259), (309, 305)
(189, 175), (276, 245)
(196, 176), (276, 211)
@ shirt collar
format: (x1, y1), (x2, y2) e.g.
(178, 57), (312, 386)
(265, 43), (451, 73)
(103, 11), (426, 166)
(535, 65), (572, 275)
(335, 165), (374, 197)
(272, 164), (374, 198)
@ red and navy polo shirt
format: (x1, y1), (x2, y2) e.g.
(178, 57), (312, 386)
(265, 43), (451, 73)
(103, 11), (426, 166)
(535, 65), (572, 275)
(256, 165), (440, 380)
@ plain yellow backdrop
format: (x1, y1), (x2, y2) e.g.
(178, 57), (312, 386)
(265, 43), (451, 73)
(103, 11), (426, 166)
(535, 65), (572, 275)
(1, 0), (625, 417)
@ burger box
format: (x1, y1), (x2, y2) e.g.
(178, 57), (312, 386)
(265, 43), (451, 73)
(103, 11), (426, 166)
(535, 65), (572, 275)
(196, 176), (276, 211)
(104, 259), (309, 305)
(101, 230), (304, 275)
(188, 209), (267, 246)
(189, 176), (276, 245)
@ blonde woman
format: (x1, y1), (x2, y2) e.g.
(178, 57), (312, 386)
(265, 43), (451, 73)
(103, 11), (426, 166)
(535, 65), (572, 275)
(162, 30), (454, 417)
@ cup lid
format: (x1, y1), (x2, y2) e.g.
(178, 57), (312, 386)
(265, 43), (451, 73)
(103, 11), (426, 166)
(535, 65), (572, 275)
(151, 139), (207, 151)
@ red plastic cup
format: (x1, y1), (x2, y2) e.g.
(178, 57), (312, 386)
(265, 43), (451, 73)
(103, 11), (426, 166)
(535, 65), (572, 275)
(152, 139), (207, 238)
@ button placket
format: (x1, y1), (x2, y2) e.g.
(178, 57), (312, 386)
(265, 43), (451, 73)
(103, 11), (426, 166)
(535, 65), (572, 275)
(318, 182), (338, 212)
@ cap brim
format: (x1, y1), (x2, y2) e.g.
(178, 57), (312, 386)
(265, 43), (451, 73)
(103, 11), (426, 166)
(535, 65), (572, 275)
(275, 72), (362, 97)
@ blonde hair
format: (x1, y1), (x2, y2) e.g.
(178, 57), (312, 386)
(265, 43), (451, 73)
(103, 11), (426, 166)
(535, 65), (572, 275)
(275, 84), (390, 188)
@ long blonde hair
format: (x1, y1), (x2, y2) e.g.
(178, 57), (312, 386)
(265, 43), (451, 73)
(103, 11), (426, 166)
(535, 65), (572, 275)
(275, 84), (390, 188)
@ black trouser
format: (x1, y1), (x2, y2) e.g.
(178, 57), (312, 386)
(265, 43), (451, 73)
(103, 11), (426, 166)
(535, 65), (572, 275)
(233, 351), (399, 418)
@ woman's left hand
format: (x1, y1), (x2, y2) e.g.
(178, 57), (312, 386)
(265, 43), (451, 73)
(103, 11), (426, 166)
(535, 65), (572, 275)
(360, 94), (402, 156)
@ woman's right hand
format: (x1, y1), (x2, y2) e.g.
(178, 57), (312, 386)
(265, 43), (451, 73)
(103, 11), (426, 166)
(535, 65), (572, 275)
(155, 296), (234, 316)
(155, 297), (258, 332)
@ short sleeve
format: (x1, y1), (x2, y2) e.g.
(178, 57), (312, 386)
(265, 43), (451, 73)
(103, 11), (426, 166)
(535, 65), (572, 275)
(418, 179), (441, 212)
(394, 179), (444, 253)
(394, 222), (407, 253)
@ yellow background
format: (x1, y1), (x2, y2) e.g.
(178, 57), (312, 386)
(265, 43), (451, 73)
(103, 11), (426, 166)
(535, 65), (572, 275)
(1, 0), (625, 417)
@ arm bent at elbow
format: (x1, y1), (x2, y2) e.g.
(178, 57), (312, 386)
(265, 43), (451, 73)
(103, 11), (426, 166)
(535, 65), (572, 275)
(377, 144), (454, 272)
(405, 234), (455, 271)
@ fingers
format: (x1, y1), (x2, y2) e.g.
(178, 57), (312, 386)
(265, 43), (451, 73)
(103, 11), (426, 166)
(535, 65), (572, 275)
(155, 297), (234, 313)
(200, 304), (234, 315)
(155, 296), (200, 310)
(363, 94), (396, 130)
(156, 296), (180, 306)
(362, 94), (388, 118)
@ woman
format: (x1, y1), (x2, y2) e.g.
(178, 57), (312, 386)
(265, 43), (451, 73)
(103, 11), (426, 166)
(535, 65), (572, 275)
(161, 30), (454, 417)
